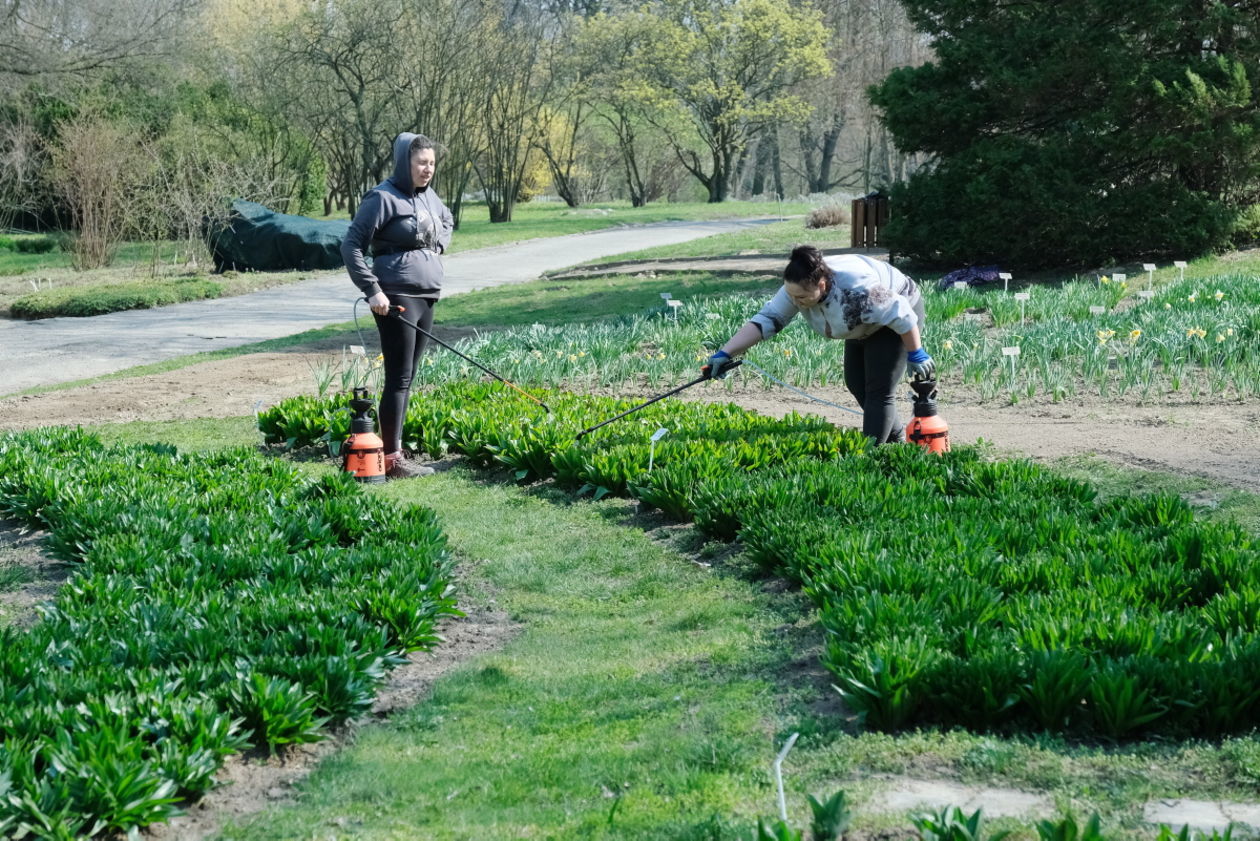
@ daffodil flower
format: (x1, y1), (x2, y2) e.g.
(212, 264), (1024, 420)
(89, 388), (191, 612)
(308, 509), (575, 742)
(1188, 293), (1198, 303)
(942, 340), (953, 351)
(1214, 290), (1225, 301)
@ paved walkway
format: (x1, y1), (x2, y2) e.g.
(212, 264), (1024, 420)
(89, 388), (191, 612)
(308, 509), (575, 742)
(0, 218), (774, 396)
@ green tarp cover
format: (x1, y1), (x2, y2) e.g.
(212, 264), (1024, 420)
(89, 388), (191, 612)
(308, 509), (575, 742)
(205, 199), (350, 272)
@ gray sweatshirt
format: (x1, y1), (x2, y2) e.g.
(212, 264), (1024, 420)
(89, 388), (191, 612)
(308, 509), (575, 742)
(750, 254), (923, 342)
(342, 132), (455, 299)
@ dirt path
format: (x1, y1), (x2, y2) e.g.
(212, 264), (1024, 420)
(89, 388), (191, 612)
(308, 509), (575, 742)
(2, 341), (1256, 494)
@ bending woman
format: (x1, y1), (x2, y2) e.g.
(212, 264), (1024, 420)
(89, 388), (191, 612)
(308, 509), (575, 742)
(702, 245), (934, 444)
(342, 132), (454, 478)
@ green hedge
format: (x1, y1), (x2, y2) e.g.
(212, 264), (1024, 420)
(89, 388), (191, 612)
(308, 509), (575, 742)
(10, 276), (223, 318)
(0, 428), (458, 838)
(262, 382), (1260, 739)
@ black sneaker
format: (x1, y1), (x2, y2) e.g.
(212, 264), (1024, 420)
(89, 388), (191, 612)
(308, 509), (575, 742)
(386, 457), (435, 479)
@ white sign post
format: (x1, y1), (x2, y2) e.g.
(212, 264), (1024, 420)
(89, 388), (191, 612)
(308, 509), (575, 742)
(1113, 272), (1127, 283)
(1002, 345), (1021, 379)
(648, 427), (669, 473)
(1138, 290), (1155, 300)
(1174, 260), (1187, 282)
(999, 272), (1012, 293)
(1014, 291), (1030, 325)
(667, 299), (682, 322)
(953, 281), (969, 292)
(1142, 263), (1156, 286)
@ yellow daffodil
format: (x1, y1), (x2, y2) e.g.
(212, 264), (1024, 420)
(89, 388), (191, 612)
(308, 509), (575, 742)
(1216, 333), (1226, 343)
(568, 354), (577, 362)
(1097, 337), (1109, 346)
(1129, 329), (1141, 341)
(942, 340), (953, 351)
(1187, 327), (1207, 339)
(1188, 293), (1198, 303)
(1227, 328), (1235, 336)
(1100, 275), (1111, 284)
(1097, 329), (1115, 341)
(1214, 290), (1225, 301)
(578, 351), (586, 357)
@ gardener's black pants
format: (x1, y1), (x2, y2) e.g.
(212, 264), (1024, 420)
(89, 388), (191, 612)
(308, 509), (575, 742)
(843, 297), (926, 444)
(373, 294), (437, 454)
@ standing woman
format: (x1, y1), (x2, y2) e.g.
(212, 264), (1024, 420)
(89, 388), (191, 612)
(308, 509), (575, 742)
(342, 132), (454, 478)
(702, 246), (934, 444)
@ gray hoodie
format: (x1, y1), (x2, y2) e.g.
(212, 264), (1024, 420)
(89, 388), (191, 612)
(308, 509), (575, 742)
(342, 132), (455, 299)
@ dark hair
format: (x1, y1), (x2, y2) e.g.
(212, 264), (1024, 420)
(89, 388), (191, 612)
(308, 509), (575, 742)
(409, 134), (437, 157)
(784, 245), (828, 287)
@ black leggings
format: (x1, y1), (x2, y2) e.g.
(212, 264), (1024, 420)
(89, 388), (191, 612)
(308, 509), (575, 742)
(372, 293), (436, 454)
(844, 327), (908, 444)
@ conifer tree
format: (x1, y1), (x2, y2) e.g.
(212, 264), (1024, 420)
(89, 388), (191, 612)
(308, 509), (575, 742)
(871, 0), (1260, 267)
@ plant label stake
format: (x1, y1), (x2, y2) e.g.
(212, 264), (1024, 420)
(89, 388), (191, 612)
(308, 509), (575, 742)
(773, 732), (799, 822)
(1174, 260), (1187, 281)
(1089, 305), (1106, 316)
(1113, 272), (1127, 283)
(648, 427), (668, 473)
(1143, 263), (1156, 286)
(1014, 291), (1030, 324)
(999, 271), (1012, 292)
(953, 281), (969, 291)
(1138, 290), (1155, 300)
(1002, 345), (1020, 378)
(667, 299), (682, 322)
(349, 345), (366, 357)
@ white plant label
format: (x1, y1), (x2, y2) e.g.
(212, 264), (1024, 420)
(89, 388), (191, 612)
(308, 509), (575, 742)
(953, 281), (969, 291)
(650, 427), (669, 442)
(1174, 260), (1187, 268)
(1089, 306), (1106, 315)
(1142, 263), (1156, 272)
(349, 345), (366, 356)
(667, 299), (682, 308)
(998, 272), (1012, 280)
(1002, 346), (1021, 356)
(1113, 273), (1127, 282)
(1014, 292), (1031, 301)
(1138, 290), (1155, 299)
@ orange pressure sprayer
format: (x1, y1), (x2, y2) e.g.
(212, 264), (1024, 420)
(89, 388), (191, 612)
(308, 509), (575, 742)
(341, 387), (387, 483)
(905, 376), (950, 454)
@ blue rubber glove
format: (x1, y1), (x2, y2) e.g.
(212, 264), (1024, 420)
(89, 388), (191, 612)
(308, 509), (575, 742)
(701, 349), (738, 380)
(907, 347), (935, 380)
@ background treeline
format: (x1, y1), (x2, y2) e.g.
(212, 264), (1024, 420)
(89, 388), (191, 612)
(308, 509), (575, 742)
(0, 0), (924, 268)
(1, 0), (1257, 271)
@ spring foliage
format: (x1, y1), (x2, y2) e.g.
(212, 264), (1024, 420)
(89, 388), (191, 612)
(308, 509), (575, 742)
(263, 381), (1260, 739)
(0, 429), (458, 838)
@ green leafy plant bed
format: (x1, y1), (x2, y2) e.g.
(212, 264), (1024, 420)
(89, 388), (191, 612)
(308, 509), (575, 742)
(0, 428), (458, 838)
(262, 382), (1260, 739)
(10, 276), (224, 318)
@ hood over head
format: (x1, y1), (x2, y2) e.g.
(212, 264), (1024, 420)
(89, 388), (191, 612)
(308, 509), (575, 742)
(390, 132), (422, 195)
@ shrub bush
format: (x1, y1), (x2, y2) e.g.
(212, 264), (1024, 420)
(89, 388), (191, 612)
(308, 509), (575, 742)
(0, 235), (14, 251)
(806, 204), (850, 229)
(12, 234), (57, 254)
(10, 277), (223, 318)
